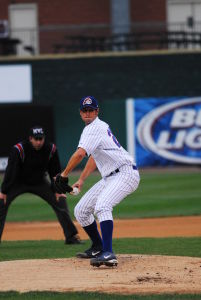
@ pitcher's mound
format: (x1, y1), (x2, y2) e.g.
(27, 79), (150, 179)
(0, 254), (201, 295)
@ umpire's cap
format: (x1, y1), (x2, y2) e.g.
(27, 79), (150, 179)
(29, 126), (45, 138)
(80, 96), (99, 111)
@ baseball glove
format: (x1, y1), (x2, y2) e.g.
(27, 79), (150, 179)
(54, 174), (73, 194)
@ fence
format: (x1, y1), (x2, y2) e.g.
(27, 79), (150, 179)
(2, 22), (201, 55)
(53, 31), (201, 53)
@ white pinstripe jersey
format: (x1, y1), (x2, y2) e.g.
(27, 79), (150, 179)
(78, 117), (135, 177)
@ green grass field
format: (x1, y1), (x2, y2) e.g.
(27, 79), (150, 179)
(0, 170), (200, 222)
(1, 291), (201, 300)
(1, 237), (201, 261)
(0, 170), (201, 299)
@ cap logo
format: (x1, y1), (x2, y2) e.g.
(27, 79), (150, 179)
(83, 97), (92, 105)
(33, 128), (44, 135)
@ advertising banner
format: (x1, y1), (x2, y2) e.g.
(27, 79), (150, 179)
(126, 97), (201, 166)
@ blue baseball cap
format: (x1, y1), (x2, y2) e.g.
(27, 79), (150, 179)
(80, 96), (99, 111)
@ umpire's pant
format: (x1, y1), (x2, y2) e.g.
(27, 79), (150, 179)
(0, 181), (78, 242)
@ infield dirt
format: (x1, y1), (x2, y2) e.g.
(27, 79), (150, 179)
(2, 215), (201, 241)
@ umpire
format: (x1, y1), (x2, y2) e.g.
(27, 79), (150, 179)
(0, 125), (81, 244)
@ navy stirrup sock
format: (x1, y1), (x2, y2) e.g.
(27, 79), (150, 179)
(100, 220), (113, 253)
(83, 220), (102, 248)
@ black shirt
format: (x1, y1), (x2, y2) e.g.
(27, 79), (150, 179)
(1, 140), (61, 194)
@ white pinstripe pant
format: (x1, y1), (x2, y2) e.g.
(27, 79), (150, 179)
(74, 165), (140, 227)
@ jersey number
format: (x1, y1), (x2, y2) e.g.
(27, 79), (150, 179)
(107, 128), (121, 148)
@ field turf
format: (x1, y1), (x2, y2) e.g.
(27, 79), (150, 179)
(0, 292), (201, 300)
(0, 170), (200, 222)
(1, 237), (201, 261)
(1, 291), (201, 300)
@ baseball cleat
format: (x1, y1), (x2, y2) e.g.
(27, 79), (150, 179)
(65, 235), (83, 245)
(90, 251), (118, 267)
(76, 245), (102, 259)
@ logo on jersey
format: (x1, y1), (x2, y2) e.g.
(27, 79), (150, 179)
(137, 98), (201, 164)
(83, 97), (92, 105)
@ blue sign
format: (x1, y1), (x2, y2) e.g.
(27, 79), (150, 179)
(126, 97), (201, 166)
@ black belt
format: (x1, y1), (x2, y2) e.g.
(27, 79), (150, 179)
(106, 165), (137, 177)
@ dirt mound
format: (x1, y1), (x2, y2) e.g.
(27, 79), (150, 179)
(1, 255), (201, 295)
(2, 216), (201, 295)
